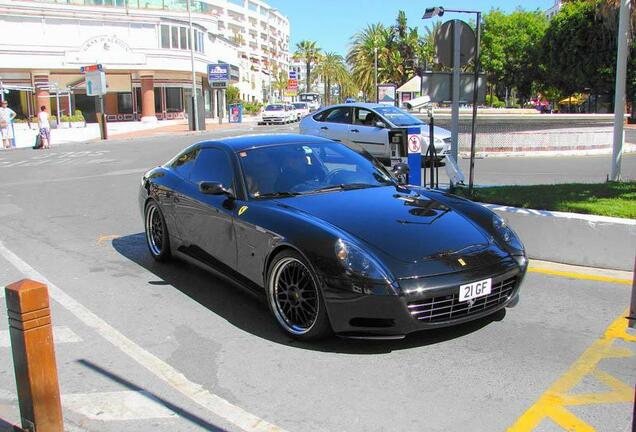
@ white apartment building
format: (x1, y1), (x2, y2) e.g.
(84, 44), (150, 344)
(545, 0), (563, 20)
(0, 0), (289, 122)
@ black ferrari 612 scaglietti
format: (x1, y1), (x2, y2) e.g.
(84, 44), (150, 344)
(139, 134), (527, 340)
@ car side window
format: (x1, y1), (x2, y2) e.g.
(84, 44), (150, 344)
(313, 109), (330, 122)
(323, 107), (352, 124)
(189, 148), (234, 192)
(354, 108), (379, 126)
(172, 148), (199, 179)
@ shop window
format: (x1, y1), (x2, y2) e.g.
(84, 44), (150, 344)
(117, 93), (133, 114)
(165, 88), (183, 113)
(154, 88), (162, 114)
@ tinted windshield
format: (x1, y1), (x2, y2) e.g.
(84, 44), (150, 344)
(238, 142), (394, 198)
(293, 103), (307, 109)
(265, 105), (284, 111)
(374, 106), (424, 126)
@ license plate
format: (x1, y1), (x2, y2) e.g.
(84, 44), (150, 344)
(459, 278), (492, 302)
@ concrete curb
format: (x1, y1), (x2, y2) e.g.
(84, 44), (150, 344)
(483, 203), (636, 271)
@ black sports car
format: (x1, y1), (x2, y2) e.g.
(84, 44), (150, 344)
(139, 134), (527, 340)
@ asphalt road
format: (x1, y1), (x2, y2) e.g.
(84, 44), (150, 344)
(0, 124), (633, 431)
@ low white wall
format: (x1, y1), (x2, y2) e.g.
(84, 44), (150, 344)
(484, 204), (636, 271)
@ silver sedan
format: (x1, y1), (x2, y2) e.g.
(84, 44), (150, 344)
(299, 103), (451, 164)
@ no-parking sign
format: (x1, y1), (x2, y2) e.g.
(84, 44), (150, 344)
(407, 127), (422, 186)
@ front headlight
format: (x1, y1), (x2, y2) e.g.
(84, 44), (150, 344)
(335, 239), (395, 283)
(492, 214), (524, 253)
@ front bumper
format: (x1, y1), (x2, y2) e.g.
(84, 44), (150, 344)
(323, 261), (524, 338)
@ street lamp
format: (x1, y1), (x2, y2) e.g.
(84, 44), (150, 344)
(187, 0), (199, 131)
(423, 6), (482, 195)
(374, 46), (378, 103)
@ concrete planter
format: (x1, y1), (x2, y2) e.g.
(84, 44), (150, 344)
(71, 121), (86, 128)
(483, 203), (636, 271)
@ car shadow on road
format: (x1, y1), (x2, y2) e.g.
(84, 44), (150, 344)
(112, 233), (505, 355)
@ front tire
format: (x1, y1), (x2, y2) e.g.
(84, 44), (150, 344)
(144, 200), (171, 261)
(266, 250), (331, 340)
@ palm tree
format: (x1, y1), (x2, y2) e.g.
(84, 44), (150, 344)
(293, 40), (321, 93)
(314, 52), (350, 104)
(347, 23), (388, 100)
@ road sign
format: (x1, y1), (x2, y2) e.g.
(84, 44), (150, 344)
(80, 64), (103, 73)
(435, 20), (475, 68)
(86, 71), (107, 96)
(208, 64), (229, 88)
(287, 78), (298, 90)
(407, 127), (422, 186)
(288, 70), (297, 80)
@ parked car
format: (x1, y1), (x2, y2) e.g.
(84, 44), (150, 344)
(140, 134), (527, 340)
(292, 102), (310, 120)
(344, 97), (356, 103)
(259, 104), (296, 125)
(299, 103), (451, 165)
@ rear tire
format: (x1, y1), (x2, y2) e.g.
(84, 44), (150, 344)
(266, 250), (332, 340)
(144, 200), (171, 262)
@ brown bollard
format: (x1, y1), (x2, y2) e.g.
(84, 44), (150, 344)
(5, 279), (64, 432)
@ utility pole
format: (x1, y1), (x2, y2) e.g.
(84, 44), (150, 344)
(187, 0), (198, 131)
(468, 11), (481, 195)
(610, 0), (631, 181)
(374, 46), (378, 102)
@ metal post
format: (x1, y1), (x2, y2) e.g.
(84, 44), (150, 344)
(450, 19), (461, 168)
(629, 257), (636, 329)
(187, 0), (198, 131)
(55, 90), (61, 122)
(468, 12), (481, 195)
(67, 91), (72, 117)
(610, 0), (630, 181)
(374, 46), (378, 102)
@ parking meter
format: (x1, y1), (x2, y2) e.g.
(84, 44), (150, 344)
(407, 127), (422, 186)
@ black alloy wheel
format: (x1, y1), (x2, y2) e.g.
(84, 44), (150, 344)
(144, 200), (171, 261)
(267, 250), (331, 340)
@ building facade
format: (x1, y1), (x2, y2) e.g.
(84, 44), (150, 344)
(0, 0), (289, 122)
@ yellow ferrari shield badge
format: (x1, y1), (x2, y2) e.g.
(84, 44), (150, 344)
(238, 205), (248, 216)
(458, 258), (466, 266)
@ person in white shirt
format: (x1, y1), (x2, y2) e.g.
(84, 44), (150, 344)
(37, 105), (51, 149)
(0, 100), (16, 149)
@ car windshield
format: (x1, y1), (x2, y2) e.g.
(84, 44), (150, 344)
(293, 103), (307, 109)
(238, 142), (394, 198)
(265, 105), (284, 111)
(374, 106), (424, 126)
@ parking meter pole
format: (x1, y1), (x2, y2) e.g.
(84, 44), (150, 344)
(98, 95), (107, 140)
(429, 118), (435, 188)
(468, 12), (481, 196)
(407, 127), (422, 186)
(450, 19), (461, 170)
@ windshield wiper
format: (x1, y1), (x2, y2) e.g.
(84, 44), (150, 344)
(310, 183), (382, 194)
(256, 191), (302, 199)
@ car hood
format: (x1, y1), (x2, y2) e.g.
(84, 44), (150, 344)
(275, 186), (498, 271)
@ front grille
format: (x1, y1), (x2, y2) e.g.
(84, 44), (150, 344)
(407, 277), (517, 323)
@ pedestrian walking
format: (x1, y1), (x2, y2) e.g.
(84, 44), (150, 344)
(37, 105), (51, 149)
(0, 100), (16, 149)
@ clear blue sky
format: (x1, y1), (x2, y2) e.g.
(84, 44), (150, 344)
(266, 0), (555, 56)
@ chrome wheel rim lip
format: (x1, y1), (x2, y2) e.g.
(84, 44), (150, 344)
(269, 257), (319, 335)
(145, 204), (163, 256)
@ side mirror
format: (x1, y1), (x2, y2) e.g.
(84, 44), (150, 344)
(375, 121), (387, 129)
(199, 181), (233, 197)
(392, 163), (409, 184)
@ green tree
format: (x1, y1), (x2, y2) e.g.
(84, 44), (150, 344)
(481, 8), (548, 104)
(314, 52), (350, 104)
(347, 23), (387, 100)
(293, 40), (321, 93)
(226, 84), (240, 103)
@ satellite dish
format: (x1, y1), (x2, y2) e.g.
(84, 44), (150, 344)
(434, 20), (475, 68)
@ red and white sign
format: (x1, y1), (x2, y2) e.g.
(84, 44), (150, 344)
(408, 134), (422, 153)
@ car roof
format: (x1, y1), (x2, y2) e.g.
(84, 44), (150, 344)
(318, 102), (392, 110)
(198, 134), (334, 152)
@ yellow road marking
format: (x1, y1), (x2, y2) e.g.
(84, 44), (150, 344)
(508, 311), (636, 431)
(527, 267), (632, 285)
(96, 234), (120, 245)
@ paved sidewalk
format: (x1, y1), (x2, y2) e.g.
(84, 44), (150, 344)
(108, 119), (254, 141)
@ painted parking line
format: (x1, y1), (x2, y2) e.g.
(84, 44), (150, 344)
(63, 390), (178, 421)
(507, 311), (636, 431)
(0, 326), (82, 348)
(528, 260), (633, 285)
(0, 240), (287, 432)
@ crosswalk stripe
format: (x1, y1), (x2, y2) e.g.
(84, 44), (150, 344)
(0, 326), (82, 348)
(62, 390), (178, 421)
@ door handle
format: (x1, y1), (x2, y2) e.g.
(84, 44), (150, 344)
(350, 129), (359, 133)
(320, 126), (328, 130)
